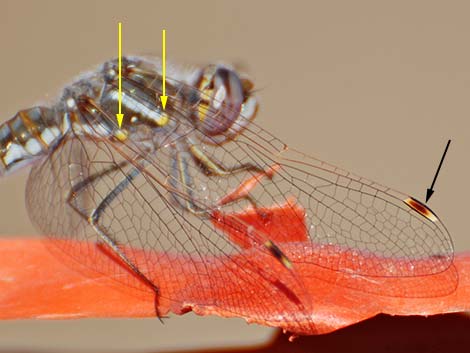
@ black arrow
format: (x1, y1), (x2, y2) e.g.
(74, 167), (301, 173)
(426, 139), (451, 202)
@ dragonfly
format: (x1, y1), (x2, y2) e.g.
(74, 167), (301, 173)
(0, 56), (457, 330)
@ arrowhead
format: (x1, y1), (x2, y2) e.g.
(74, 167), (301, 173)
(160, 96), (168, 110)
(425, 188), (434, 203)
(116, 113), (124, 128)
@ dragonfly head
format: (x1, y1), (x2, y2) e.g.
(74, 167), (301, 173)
(193, 65), (258, 143)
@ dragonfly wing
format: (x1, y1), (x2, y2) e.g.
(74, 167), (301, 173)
(25, 128), (316, 329)
(166, 106), (458, 297)
(210, 120), (458, 296)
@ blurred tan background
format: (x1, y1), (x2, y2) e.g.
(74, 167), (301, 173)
(0, 0), (469, 351)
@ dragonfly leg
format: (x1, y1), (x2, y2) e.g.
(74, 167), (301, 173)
(188, 143), (264, 177)
(185, 144), (292, 270)
(169, 148), (209, 216)
(171, 145), (265, 215)
(66, 164), (164, 319)
(66, 160), (129, 196)
(187, 143), (281, 212)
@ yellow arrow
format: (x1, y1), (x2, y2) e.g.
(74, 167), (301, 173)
(160, 29), (168, 110)
(116, 22), (124, 128)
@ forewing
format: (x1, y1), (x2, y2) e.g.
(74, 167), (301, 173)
(130, 71), (457, 298)
(187, 116), (458, 296)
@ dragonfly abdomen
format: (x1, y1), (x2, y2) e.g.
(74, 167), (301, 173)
(0, 107), (62, 176)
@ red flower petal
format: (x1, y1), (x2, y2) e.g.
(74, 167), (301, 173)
(0, 203), (469, 336)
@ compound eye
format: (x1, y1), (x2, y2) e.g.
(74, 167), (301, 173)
(193, 64), (258, 145)
(196, 66), (245, 137)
